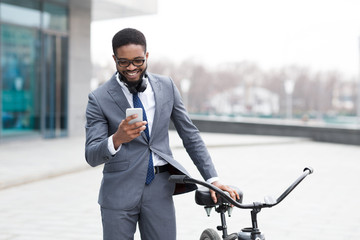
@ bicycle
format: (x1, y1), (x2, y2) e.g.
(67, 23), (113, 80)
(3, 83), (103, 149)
(169, 167), (313, 240)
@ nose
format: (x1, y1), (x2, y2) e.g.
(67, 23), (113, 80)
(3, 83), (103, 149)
(127, 62), (138, 70)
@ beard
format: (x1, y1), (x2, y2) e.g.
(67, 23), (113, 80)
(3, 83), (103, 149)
(118, 66), (148, 89)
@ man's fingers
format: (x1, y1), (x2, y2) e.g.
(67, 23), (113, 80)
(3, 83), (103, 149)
(210, 190), (217, 203)
(115, 119), (147, 144)
(125, 114), (139, 122)
(128, 125), (146, 137)
(121, 116), (147, 130)
(234, 190), (240, 200)
(210, 182), (240, 204)
(225, 186), (239, 200)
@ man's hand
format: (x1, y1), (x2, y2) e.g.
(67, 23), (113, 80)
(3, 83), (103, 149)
(112, 114), (147, 149)
(210, 181), (240, 204)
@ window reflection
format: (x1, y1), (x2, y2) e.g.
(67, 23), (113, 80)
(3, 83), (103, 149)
(0, 0), (69, 137)
(0, 0), (41, 28)
(43, 2), (68, 32)
(1, 25), (40, 132)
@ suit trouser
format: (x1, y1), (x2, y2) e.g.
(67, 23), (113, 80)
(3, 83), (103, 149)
(101, 171), (177, 240)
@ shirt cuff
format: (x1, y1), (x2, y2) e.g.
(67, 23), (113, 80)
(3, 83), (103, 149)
(206, 177), (219, 184)
(108, 135), (121, 155)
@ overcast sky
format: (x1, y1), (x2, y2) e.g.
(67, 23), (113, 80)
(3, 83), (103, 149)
(91, 0), (360, 78)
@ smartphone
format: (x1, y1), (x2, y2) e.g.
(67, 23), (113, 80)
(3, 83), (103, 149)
(126, 108), (143, 124)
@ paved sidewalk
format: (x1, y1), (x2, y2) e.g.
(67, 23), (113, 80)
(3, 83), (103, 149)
(1, 131), (360, 239)
(0, 131), (305, 190)
(0, 135), (88, 190)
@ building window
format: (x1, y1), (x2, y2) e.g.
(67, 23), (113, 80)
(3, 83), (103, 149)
(43, 2), (68, 32)
(0, 0), (69, 138)
(1, 22), (41, 136)
(0, 0), (41, 28)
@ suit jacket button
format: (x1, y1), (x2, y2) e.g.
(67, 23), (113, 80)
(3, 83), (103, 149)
(103, 156), (109, 160)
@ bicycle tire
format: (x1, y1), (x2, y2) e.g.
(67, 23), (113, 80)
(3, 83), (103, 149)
(200, 228), (221, 240)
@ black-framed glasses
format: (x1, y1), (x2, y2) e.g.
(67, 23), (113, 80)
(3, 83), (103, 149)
(115, 56), (146, 67)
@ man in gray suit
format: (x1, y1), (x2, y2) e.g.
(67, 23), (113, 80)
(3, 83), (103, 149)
(85, 28), (239, 240)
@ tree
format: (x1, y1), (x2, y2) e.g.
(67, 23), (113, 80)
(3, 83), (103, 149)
(92, 58), (356, 119)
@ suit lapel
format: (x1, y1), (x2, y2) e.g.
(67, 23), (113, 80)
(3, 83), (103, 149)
(148, 73), (163, 143)
(107, 74), (131, 114)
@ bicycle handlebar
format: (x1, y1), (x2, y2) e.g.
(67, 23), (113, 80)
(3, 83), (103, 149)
(169, 167), (313, 209)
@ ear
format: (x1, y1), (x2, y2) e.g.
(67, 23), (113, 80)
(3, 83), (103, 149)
(112, 55), (117, 63)
(145, 52), (149, 60)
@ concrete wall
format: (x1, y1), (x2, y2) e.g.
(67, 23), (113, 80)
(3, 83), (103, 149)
(68, 0), (92, 137)
(171, 117), (360, 145)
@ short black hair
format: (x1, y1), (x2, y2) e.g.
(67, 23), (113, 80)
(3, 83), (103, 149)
(112, 28), (147, 55)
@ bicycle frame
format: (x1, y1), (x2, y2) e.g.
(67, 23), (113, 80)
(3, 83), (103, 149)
(169, 167), (313, 240)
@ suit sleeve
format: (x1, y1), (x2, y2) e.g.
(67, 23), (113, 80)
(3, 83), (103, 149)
(169, 78), (218, 181)
(85, 92), (114, 167)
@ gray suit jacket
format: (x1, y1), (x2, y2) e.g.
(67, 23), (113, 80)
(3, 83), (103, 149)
(85, 72), (218, 210)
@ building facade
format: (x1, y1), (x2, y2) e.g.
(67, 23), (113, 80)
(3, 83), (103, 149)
(0, 0), (157, 141)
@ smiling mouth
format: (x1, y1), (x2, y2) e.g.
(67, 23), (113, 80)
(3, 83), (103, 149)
(124, 70), (140, 80)
(126, 71), (138, 76)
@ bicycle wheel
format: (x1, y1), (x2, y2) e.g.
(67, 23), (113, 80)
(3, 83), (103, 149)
(200, 228), (221, 240)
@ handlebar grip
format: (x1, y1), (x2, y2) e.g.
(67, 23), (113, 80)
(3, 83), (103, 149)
(168, 175), (189, 184)
(303, 167), (314, 174)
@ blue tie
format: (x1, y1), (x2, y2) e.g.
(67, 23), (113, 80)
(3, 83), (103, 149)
(133, 93), (154, 185)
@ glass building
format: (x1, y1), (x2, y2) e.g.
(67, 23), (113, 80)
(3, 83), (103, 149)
(0, 0), (157, 141)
